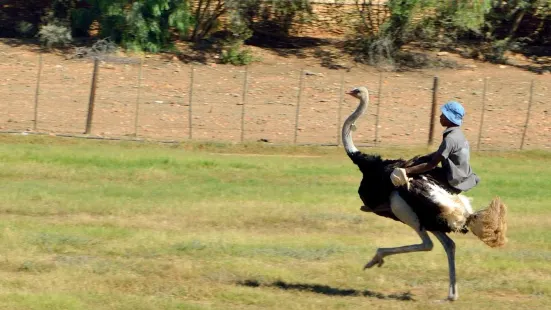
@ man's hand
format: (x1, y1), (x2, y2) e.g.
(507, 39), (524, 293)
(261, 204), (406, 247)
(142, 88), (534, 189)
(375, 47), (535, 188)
(404, 152), (444, 175)
(390, 168), (410, 190)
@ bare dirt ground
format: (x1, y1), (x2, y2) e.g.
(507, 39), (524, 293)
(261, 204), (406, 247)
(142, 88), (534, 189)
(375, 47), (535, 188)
(1, 38), (550, 151)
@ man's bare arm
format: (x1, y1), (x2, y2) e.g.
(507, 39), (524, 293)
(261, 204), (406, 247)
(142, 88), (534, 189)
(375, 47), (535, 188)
(405, 152), (444, 175)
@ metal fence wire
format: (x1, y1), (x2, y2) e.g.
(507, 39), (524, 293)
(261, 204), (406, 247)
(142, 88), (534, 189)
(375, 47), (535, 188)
(1, 51), (550, 151)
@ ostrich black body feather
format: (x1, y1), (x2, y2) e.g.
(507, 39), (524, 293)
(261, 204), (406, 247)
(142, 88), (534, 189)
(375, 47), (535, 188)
(349, 151), (468, 234)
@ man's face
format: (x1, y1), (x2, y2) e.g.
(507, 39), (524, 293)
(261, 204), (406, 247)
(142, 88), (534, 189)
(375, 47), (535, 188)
(440, 113), (449, 127)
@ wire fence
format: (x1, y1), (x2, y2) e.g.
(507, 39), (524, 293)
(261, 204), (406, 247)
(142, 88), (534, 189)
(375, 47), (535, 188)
(1, 50), (550, 151)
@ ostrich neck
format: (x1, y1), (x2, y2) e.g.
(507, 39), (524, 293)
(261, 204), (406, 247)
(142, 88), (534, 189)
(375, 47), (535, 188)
(342, 93), (369, 155)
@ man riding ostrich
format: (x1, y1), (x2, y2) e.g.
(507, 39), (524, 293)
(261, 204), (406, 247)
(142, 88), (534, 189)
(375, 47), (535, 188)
(342, 86), (507, 301)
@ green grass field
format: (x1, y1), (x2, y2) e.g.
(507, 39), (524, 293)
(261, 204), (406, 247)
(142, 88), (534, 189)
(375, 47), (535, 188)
(0, 134), (549, 310)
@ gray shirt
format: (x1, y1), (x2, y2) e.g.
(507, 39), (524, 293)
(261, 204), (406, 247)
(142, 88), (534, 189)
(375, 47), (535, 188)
(437, 127), (480, 192)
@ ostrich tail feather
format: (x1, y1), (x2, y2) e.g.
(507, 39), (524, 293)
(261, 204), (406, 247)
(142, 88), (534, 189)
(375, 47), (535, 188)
(467, 197), (508, 248)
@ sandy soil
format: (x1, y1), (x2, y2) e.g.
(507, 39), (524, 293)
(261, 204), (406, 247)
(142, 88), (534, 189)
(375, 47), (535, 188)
(1, 39), (549, 150)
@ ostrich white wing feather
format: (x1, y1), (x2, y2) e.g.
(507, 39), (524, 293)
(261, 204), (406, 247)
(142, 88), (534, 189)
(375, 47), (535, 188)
(423, 177), (473, 231)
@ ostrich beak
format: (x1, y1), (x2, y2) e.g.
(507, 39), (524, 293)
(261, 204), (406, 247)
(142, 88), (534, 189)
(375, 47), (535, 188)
(346, 90), (356, 97)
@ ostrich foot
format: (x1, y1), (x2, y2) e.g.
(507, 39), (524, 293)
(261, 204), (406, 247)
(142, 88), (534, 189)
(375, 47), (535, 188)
(360, 205), (373, 213)
(432, 296), (458, 303)
(447, 285), (458, 301)
(364, 252), (385, 269)
(432, 291), (458, 303)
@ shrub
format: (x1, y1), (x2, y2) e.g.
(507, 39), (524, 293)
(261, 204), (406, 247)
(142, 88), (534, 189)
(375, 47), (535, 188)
(38, 23), (72, 48)
(16, 21), (36, 38)
(220, 44), (256, 66)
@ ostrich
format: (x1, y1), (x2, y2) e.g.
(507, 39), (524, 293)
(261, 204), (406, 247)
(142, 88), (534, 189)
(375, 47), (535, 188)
(342, 86), (507, 301)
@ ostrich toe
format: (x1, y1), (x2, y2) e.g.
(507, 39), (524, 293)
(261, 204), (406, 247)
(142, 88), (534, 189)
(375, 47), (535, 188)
(364, 253), (385, 269)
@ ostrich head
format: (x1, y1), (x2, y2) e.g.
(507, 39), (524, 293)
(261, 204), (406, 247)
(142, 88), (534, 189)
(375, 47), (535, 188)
(346, 87), (369, 99)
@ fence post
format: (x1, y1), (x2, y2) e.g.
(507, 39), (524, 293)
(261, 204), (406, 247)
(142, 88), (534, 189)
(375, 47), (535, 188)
(188, 65), (194, 140)
(85, 58), (99, 134)
(240, 66), (249, 143)
(294, 69), (305, 145)
(336, 71), (344, 146)
(133, 57), (144, 137)
(476, 78), (488, 151)
(33, 52), (43, 131)
(375, 71), (383, 145)
(520, 79), (535, 150)
(428, 76), (439, 146)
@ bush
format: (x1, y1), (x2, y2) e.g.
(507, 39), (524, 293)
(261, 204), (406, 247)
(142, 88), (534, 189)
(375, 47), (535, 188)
(484, 39), (512, 64)
(16, 21), (36, 38)
(220, 44), (256, 66)
(38, 23), (72, 48)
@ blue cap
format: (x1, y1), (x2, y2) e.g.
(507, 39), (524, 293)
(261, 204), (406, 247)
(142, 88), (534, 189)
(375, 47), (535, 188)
(441, 101), (465, 126)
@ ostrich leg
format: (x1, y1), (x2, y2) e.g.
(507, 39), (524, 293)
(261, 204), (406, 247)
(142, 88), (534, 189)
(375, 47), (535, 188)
(364, 191), (434, 269)
(431, 231), (458, 301)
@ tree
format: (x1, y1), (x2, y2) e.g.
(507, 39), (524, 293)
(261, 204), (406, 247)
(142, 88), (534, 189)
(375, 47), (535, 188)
(70, 0), (192, 52)
(234, 0), (313, 37)
(345, 0), (419, 66)
(189, 0), (226, 41)
(348, 0), (551, 66)
(214, 0), (314, 65)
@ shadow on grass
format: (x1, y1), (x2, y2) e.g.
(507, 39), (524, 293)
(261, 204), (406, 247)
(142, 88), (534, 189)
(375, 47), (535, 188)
(237, 279), (414, 301)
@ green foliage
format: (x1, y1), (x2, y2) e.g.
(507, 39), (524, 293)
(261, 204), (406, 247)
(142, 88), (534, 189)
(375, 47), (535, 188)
(485, 39), (514, 63)
(265, 0), (313, 35)
(121, 0), (191, 52)
(214, 0), (311, 65)
(16, 21), (36, 38)
(225, 0), (254, 41)
(0, 0), (74, 37)
(220, 43), (256, 66)
(42, 0), (76, 24)
(189, 0), (226, 41)
(349, 0), (551, 67)
(228, 0), (313, 36)
(450, 0), (492, 34)
(346, 0), (419, 67)
(398, 0), (493, 48)
(8, 0), (551, 68)
(38, 23), (73, 48)
(70, 6), (96, 37)
(71, 0), (192, 52)
(385, 0), (492, 46)
(218, 1), (257, 66)
(420, 0), (491, 34)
